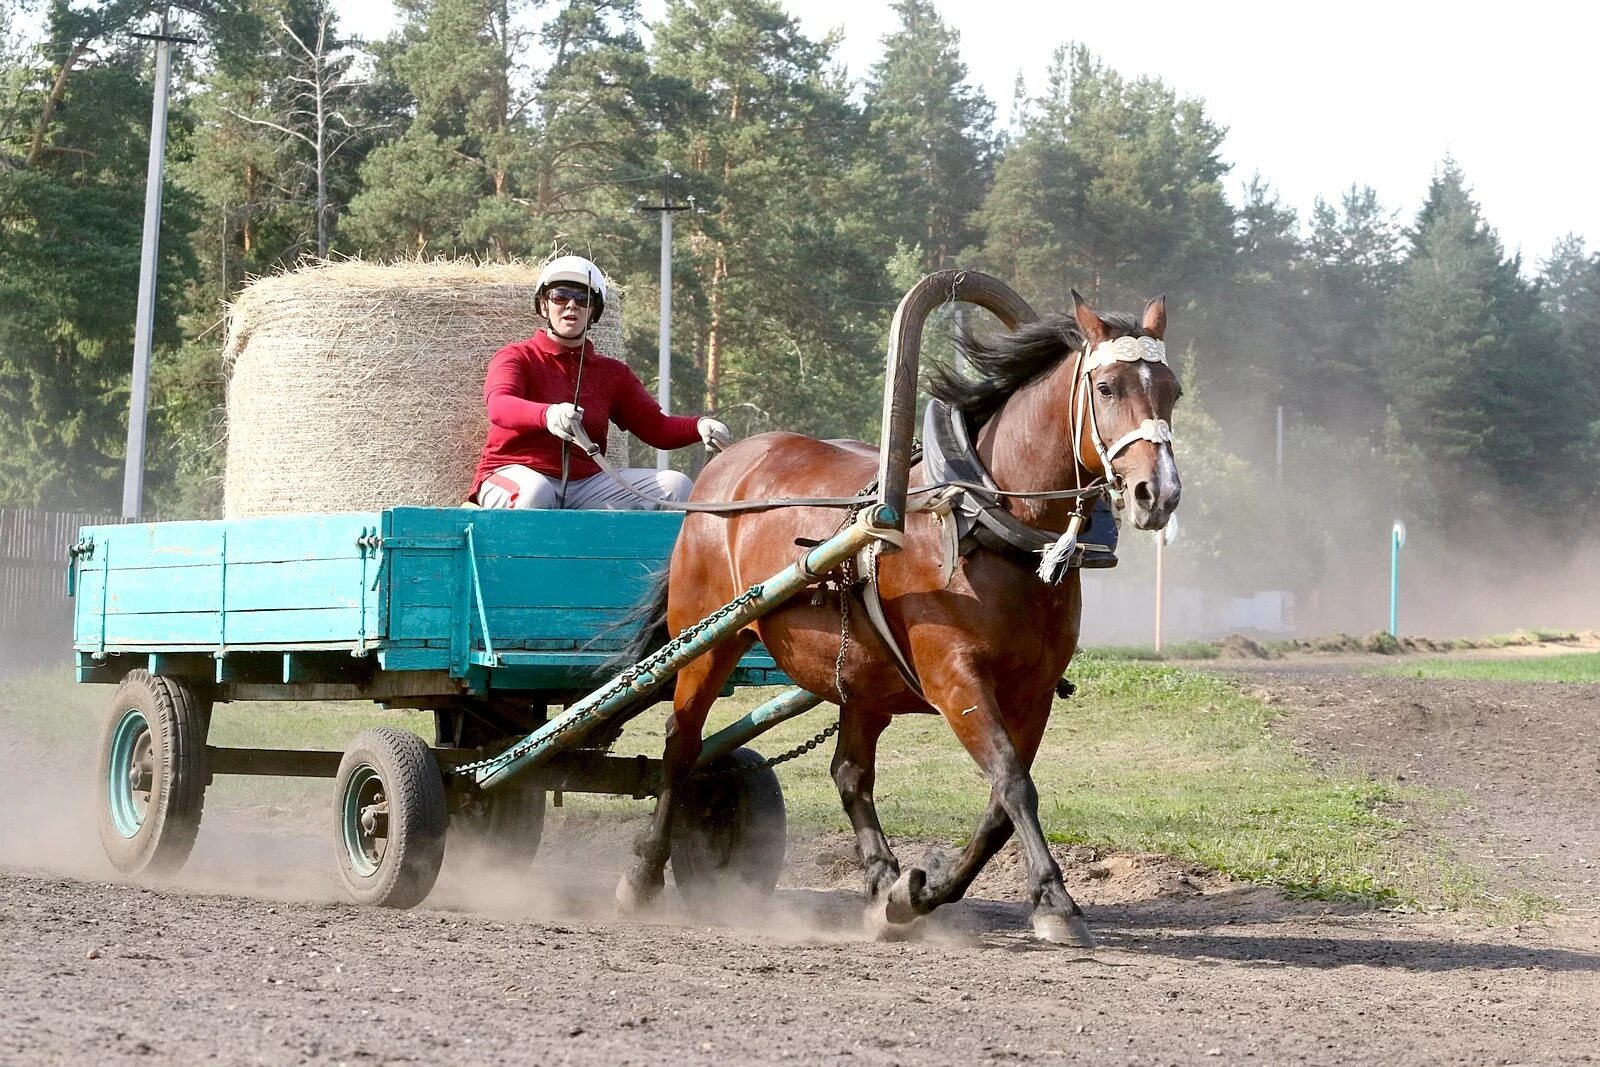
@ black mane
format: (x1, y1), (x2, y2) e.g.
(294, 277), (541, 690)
(925, 311), (1140, 427)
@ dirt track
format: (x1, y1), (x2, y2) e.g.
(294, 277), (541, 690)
(4, 660), (1599, 1065)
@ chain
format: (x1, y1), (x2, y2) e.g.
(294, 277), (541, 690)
(752, 719), (841, 771)
(695, 718), (842, 781)
(828, 489), (874, 707)
(834, 552), (853, 705)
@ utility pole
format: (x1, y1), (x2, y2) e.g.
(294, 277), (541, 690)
(122, 8), (195, 518)
(636, 165), (694, 469)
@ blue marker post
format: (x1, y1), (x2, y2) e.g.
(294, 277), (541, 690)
(1389, 519), (1406, 635)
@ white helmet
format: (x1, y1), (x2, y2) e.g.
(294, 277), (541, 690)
(536, 255), (607, 323)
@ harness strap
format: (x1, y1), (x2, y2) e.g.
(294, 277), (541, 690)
(856, 542), (925, 697)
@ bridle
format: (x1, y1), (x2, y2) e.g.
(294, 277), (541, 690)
(1068, 334), (1176, 505)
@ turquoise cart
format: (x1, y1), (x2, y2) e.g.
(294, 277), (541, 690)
(70, 505), (883, 908)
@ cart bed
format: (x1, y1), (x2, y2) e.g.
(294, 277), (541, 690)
(70, 508), (786, 695)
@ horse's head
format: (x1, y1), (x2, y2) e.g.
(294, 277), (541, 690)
(1070, 291), (1182, 531)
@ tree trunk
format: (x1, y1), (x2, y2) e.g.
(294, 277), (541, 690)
(26, 41), (89, 167)
(242, 162), (257, 256)
(705, 251), (726, 413)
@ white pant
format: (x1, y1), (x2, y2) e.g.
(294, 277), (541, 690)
(476, 464), (693, 510)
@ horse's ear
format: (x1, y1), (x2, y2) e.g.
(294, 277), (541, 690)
(1141, 295), (1167, 340)
(1071, 289), (1107, 342)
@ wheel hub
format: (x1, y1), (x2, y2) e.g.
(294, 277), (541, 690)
(107, 709), (154, 839)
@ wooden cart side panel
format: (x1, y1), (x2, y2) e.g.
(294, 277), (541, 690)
(382, 508), (679, 652)
(72, 513), (385, 653)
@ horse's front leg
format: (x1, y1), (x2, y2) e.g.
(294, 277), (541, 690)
(616, 634), (753, 912)
(887, 703), (1049, 917)
(888, 688), (1093, 946)
(830, 707), (899, 899)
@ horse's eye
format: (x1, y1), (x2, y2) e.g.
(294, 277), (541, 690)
(1096, 382), (1114, 398)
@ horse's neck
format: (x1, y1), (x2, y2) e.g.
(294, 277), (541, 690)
(975, 359), (1090, 530)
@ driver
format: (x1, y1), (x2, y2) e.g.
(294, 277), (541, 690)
(471, 255), (731, 509)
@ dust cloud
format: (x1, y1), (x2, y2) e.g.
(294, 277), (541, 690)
(1078, 426), (1600, 645)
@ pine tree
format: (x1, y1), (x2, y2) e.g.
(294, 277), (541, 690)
(970, 44), (1233, 317)
(863, 0), (996, 273)
(0, 4), (200, 509)
(1382, 161), (1576, 521)
(649, 0), (887, 437)
(1301, 184), (1403, 436)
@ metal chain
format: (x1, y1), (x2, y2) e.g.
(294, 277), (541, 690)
(834, 553), (854, 705)
(695, 718), (842, 781)
(752, 719), (841, 772)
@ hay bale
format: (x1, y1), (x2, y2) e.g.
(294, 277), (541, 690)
(221, 258), (630, 517)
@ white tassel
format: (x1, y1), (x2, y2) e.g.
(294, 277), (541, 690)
(1037, 514), (1085, 585)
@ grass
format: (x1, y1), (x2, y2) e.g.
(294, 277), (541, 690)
(1374, 651), (1600, 684)
(0, 656), (1521, 912)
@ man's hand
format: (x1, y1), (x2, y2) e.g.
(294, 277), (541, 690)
(545, 402), (585, 443)
(698, 417), (732, 452)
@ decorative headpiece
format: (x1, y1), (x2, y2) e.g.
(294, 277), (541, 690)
(1084, 335), (1166, 373)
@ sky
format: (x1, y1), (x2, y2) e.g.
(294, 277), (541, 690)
(328, 0), (1592, 268)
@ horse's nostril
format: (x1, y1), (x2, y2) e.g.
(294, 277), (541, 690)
(1133, 480), (1154, 506)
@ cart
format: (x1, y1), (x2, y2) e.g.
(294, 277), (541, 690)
(68, 270), (1027, 908)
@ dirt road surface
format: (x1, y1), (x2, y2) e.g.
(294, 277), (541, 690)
(4, 659), (1598, 1065)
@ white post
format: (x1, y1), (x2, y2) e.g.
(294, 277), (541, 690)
(656, 209), (673, 470)
(1154, 532), (1165, 654)
(1275, 404), (1284, 489)
(122, 8), (174, 518)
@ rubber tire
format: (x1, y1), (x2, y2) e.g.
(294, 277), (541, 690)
(670, 747), (787, 906)
(333, 728), (448, 908)
(449, 786), (546, 868)
(96, 670), (210, 878)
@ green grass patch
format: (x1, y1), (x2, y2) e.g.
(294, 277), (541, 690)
(1374, 651), (1600, 684)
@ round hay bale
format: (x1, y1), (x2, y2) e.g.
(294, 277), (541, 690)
(221, 258), (631, 517)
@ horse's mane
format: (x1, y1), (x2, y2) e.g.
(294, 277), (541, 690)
(926, 311), (1140, 427)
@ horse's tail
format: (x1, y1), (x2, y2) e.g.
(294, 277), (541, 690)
(596, 566), (672, 677)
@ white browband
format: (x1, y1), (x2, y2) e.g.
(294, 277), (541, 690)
(1084, 335), (1167, 372)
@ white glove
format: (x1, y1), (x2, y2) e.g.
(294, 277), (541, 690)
(698, 417), (732, 451)
(545, 402), (585, 443)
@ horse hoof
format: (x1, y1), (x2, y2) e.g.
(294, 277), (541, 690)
(883, 867), (925, 926)
(1033, 913), (1096, 947)
(615, 873), (658, 915)
(863, 897), (914, 942)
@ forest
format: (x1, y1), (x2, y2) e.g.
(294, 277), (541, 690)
(2, 0), (1597, 601)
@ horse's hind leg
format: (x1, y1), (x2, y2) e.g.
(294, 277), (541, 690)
(616, 631), (756, 912)
(830, 708), (898, 899)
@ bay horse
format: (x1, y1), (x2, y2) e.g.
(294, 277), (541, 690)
(617, 288), (1182, 945)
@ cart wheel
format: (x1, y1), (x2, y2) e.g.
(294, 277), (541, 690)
(96, 670), (210, 878)
(670, 747), (787, 906)
(333, 728), (448, 908)
(449, 786), (546, 868)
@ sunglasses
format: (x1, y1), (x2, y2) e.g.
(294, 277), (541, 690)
(544, 286), (593, 308)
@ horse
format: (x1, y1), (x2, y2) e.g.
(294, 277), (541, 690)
(615, 287), (1183, 945)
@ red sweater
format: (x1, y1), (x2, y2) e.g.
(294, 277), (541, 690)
(472, 330), (701, 491)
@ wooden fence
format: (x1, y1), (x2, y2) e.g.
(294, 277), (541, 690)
(0, 507), (122, 649)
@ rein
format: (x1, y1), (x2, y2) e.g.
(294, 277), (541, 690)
(562, 424), (1105, 515)
(562, 331), (1172, 526)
